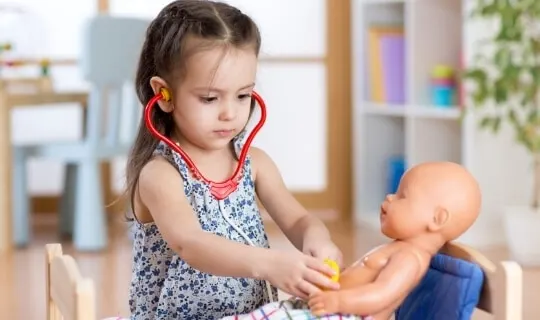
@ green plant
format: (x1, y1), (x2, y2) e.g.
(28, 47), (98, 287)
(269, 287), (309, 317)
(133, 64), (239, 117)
(464, 0), (540, 208)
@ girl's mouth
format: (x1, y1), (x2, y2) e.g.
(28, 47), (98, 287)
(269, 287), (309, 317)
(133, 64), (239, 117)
(214, 129), (234, 137)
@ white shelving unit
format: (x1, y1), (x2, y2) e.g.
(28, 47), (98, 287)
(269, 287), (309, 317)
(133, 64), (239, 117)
(352, 0), (472, 227)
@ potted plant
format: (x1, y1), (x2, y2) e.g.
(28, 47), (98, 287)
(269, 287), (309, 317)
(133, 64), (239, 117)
(464, 0), (540, 266)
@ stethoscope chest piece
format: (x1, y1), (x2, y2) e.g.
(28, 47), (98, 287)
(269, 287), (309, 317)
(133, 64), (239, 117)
(209, 180), (239, 200)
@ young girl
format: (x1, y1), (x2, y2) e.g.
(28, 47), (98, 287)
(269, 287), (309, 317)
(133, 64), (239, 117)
(126, 1), (343, 319)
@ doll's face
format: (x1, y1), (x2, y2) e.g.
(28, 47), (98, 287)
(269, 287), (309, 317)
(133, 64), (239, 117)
(379, 170), (436, 240)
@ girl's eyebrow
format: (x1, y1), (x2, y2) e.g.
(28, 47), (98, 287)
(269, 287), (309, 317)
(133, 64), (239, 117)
(239, 83), (256, 90)
(193, 83), (255, 93)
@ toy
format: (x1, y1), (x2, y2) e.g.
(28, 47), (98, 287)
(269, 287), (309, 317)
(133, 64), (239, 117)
(144, 87), (267, 200)
(324, 258), (340, 283)
(0, 42), (12, 74)
(430, 65), (456, 107)
(0, 5), (52, 78)
(226, 161), (482, 320)
(39, 58), (50, 77)
(0, 42), (11, 53)
(307, 161), (481, 318)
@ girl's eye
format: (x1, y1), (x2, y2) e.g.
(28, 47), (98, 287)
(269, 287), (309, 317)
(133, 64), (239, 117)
(238, 94), (251, 100)
(200, 96), (217, 103)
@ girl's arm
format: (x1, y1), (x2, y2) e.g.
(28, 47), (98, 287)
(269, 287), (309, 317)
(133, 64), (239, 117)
(137, 156), (270, 278)
(137, 156), (338, 292)
(251, 147), (332, 251)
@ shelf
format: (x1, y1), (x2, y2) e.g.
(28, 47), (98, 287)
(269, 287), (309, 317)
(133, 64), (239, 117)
(360, 0), (406, 4)
(353, 0), (467, 226)
(357, 0), (463, 107)
(408, 0), (463, 105)
(359, 1), (406, 103)
(408, 117), (463, 166)
(362, 102), (462, 119)
(363, 103), (406, 117)
(411, 105), (461, 119)
(357, 115), (405, 215)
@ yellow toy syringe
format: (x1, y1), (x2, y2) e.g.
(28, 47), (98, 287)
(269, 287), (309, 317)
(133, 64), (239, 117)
(324, 258), (340, 283)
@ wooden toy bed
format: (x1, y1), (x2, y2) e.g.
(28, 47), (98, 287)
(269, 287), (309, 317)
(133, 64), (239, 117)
(45, 242), (522, 320)
(45, 243), (96, 320)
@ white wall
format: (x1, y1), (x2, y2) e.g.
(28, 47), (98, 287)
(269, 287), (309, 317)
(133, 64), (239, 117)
(458, 1), (533, 248)
(2, 0), (329, 196)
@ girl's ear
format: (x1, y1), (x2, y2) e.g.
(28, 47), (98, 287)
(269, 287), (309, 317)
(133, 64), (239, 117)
(149, 76), (174, 113)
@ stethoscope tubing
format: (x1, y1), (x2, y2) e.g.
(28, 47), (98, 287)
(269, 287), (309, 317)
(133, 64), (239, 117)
(144, 89), (267, 199)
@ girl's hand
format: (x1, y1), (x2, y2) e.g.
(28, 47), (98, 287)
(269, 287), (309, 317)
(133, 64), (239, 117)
(303, 239), (343, 268)
(259, 250), (340, 300)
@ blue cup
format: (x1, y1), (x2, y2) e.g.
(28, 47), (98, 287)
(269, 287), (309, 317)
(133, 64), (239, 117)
(432, 85), (455, 107)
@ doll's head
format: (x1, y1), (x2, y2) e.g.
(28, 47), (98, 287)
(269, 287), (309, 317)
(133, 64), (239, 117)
(380, 161), (481, 243)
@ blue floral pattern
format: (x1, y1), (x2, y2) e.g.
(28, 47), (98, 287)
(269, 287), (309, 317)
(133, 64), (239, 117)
(128, 139), (278, 319)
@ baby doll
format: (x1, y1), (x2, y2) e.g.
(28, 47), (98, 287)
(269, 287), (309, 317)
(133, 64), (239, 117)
(224, 161), (481, 320)
(307, 161), (482, 319)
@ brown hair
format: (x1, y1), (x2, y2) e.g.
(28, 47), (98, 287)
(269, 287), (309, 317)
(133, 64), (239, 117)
(125, 0), (261, 216)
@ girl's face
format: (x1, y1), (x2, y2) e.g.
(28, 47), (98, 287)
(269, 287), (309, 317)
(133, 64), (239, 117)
(168, 46), (258, 152)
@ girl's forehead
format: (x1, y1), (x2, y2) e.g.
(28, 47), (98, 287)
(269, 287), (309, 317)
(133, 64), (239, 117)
(183, 46), (258, 91)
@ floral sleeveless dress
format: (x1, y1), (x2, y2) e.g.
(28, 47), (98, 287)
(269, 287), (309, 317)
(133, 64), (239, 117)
(128, 132), (278, 319)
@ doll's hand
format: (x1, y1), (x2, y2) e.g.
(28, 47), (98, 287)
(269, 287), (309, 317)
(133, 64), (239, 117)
(308, 290), (341, 316)
(303, 239), (343, 267)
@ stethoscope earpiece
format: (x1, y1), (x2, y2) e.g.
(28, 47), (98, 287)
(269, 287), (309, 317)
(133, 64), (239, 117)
(160, 87), (171, 102)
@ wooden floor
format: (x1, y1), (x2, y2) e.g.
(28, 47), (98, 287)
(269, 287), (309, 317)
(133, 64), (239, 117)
(2, 213), (540, 319)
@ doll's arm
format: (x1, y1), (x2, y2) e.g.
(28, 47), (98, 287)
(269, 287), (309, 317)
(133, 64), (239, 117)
(339, 250), (421, 315)
(310, 250), (422, 316)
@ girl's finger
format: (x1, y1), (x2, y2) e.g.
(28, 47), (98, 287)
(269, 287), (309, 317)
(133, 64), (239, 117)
(303, 268), (340, 291)
(297, 280), (321, 298)
(305, 257), (337, 277)
(292, 287), (308, 301)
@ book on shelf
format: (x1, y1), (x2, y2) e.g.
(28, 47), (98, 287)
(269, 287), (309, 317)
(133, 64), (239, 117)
(367, 25), (405, 104)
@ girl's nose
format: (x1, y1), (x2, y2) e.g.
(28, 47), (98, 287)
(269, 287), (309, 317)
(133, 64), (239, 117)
(219, 103), (236, 121)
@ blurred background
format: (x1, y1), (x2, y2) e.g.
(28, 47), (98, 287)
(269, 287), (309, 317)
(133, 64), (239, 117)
(0, 0), (539, 319)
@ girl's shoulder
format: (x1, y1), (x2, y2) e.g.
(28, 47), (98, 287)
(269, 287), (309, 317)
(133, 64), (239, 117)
(248, 147), (275, 181)
(138, 156), (185, 199)
(140, 156), (180, 181)
(132, 156), (182, 224)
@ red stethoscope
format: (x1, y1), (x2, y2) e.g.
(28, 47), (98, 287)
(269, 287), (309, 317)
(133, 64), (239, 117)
(144, 88), (267, 200)
(145, 88), (277, 302)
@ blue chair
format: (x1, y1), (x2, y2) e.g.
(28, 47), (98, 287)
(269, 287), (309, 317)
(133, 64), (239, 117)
(12, 15), (150, 250)
(396, 242), (523, 320)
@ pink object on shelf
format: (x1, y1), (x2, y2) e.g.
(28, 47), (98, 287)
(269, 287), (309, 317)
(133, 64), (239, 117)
(431, 77), (455, 87)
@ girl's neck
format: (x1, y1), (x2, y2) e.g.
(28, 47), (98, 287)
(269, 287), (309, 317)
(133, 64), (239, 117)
(173, 133), (233, 165)
(172, 133), (239, 182)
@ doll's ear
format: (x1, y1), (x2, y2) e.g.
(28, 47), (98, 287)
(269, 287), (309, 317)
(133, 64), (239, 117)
(428, 206), (450, 232)
(150, 76), (174, 112)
